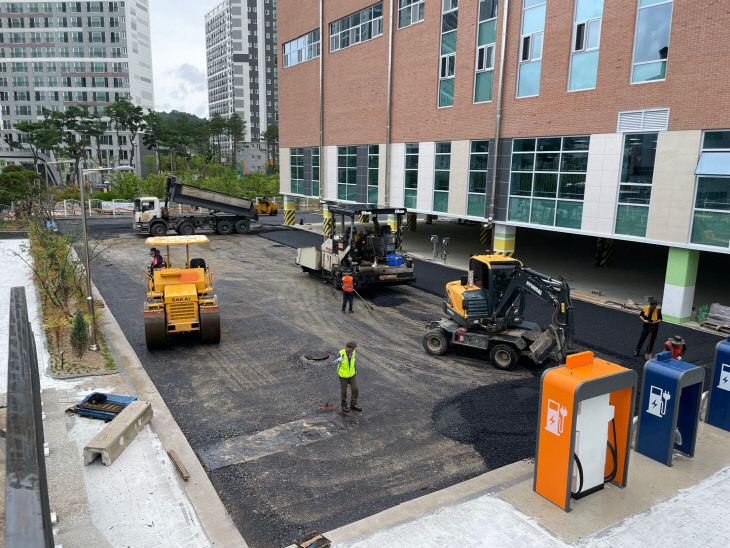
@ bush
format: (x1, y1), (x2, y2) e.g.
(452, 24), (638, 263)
(70, 309), (88, 358)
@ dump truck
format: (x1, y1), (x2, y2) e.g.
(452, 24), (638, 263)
(296, 205), (415, 289)
(423, 254), (574, 370)
(144, 235), (220, 349)
(133, 176), (258, 236)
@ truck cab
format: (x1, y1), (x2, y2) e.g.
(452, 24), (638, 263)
(134, 196), (164, 232)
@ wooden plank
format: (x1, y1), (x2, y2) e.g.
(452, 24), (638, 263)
(168, 449), (190, 480)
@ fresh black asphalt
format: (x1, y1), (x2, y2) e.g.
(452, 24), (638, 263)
(61, 216), (725, 546)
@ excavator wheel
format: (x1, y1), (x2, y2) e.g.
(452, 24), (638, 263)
(200, 308), (221, 344)
(489, 343), (519, 371)
(144, 314), (167, 350)
(423, 329), (449, 356)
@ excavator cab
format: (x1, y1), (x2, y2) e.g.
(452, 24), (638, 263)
(444, 254), (522, 327)
(143, 235), (220, 349)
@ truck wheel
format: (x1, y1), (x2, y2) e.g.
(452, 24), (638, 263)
(150, 222), (167, 236)
(234, 219), (250, 234)
(177, 221), (195, 235)
(423, 329), (449, 356)
(144, 314), (166, 350)
(216, 219), (233, 235)
(200, 308), (220, 344)
(489, 344), (519, 371)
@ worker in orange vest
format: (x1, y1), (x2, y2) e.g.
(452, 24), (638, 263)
(664, 335), (687, 360)
(341, 271), (355, 313)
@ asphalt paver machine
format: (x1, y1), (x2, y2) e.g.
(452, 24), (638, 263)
(296, 205), (416, 289)
(423, 254), (574, 370)
(144, 235), (220, 349)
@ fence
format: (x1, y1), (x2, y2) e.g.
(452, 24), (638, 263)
(5, 287), (55, 547)
(1, 204), (15, 221)
(53, 200), (205, 217)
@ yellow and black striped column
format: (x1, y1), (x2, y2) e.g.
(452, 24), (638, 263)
(595, 237), (615, 267)
(283, 196), (296, 226)
(492, 224), (516, 257)
(406, 212), (417, 232)
(479, 223), (492, 249)
(322, 204), (333, 237)
(358, 214), (370, 223)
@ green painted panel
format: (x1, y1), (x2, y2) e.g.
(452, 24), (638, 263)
(665, 247), (699, 287)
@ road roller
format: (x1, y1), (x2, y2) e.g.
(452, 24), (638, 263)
(144, 235), (220, 349)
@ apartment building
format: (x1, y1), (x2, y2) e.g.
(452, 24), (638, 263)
(205, 0), (278, 172)
(278, 0), (730, 323)
(0, 0), (154, 173)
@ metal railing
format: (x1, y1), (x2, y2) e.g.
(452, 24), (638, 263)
(5, 287), (54, 548)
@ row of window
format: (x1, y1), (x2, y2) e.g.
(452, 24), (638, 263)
(0, 16), (126, 30)
(283, 0), (674, 107)
(289, 130), (730, 249)
(0, 61), (126, 73)
(0, 30), (126, 42)
(1, 2), (124, 14)
(0, 46), (128, 59)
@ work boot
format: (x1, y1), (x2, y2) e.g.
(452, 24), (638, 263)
(350, 404), (362, 412)
(348, 309), (353, 313)
(341, 405), (349, 413)
(341, 309), (346, 313)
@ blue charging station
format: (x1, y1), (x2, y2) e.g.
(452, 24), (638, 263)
(706, 336), (730, 432)
(635, 351), (704, 466)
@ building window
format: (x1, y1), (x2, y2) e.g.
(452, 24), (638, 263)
(398, 0), (424, 29)
(614, 133), (658, 237)
(438, 0), (458, 107)
(368, 145), (379, 204)
(508, 135), (589, 228)
(283, 28), (320, 68)
(517, 0), (546, 98)
(434, 141), (451, 212)
(569, 0), (603, 91)
(312, 147), (320, 197)
(404, 143), (419, 209)
(330, 2), (383, 53)
(690, 131), (730, 247)
(468, 140), (489, 216)
(290, 148), (304, 194)
(474, 0), (497, 103)
(337, 146), (357, 201)
(631, 0), (673, 84)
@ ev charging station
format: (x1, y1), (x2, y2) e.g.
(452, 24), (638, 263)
(534, 351), (637, 511)
(706, 336), (730, 432)
(636, 352), (704, 466)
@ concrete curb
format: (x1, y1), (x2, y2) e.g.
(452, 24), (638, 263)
(90, 278), (248, 547)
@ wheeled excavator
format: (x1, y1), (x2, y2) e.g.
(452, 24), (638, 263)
(423, 254), (574, 370)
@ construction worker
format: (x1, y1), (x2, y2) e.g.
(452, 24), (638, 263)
(633, 299), (662, 357)
(664, 335), (687, 360)
(149, 247), (167, 273)
(341, 271), (355, 313)
(332, 341), (361, 413)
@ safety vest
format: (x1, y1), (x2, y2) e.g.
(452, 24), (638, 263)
(342, 275), (354, 292)
(152, 255), (166, 270)
(337, 349), (356, 378)
(642, 305), (659, 321)
(664, 341), (683, 359)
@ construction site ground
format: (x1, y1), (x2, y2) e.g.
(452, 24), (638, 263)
(52, 216), (728, 548)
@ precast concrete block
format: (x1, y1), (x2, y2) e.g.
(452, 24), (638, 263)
(83, 400), (152, 466)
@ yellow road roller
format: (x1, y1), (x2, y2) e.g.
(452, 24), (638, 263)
(144, 235), (220, 349)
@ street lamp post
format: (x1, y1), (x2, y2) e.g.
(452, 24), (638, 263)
(78, 165), (130, 351)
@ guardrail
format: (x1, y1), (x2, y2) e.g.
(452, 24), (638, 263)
(5, 287), (54, 548)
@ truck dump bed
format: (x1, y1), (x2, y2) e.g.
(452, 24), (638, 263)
(167, 179), (257, 218)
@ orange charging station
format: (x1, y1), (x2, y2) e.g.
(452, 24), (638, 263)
(534, 351), (637, 511)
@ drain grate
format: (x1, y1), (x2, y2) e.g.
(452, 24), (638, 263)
(304, 351), (330, 361)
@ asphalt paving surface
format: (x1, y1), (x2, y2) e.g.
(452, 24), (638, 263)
(59, 215), (725, 547)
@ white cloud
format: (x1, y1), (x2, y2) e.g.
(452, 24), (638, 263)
(149, 0), (218, 117)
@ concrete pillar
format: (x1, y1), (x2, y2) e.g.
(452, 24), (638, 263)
(479, 223), (492, 248)
(358, 214), (370, 223)
(406, 212), (417, 232)
(492, 223), (516, 256)
(322, 204), (333, 237)
(283, 195), (296, 227)
(662, 247), (699, 323)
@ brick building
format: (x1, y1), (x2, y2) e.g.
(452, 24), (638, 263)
(277, 0), (730, 323)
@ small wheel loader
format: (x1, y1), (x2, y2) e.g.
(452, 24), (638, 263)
(144, 235), (220, 349)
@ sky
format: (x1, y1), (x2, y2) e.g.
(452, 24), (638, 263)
(149, 0), (218, 118)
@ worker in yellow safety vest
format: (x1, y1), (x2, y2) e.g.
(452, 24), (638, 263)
(341, 271), (355, 313)
(332, 341), (362, 413)
(633, 299), (662, 358)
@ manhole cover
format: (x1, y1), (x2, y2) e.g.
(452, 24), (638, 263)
(304, 351), (330, 361)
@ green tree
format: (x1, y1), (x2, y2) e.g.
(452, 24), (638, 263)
(207, 113), (227, 164)
(0, 165), (39, 214)
(139, 173), (167, 197)
(142, 110), (165, 174)
(70, 309), (89, 358)
(262, 123), (279, 174)
(108, 172), (141, 199)
(226, 113), (246, 167)
(106, 98), (146, 167)
(13, 120), (62, 179)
